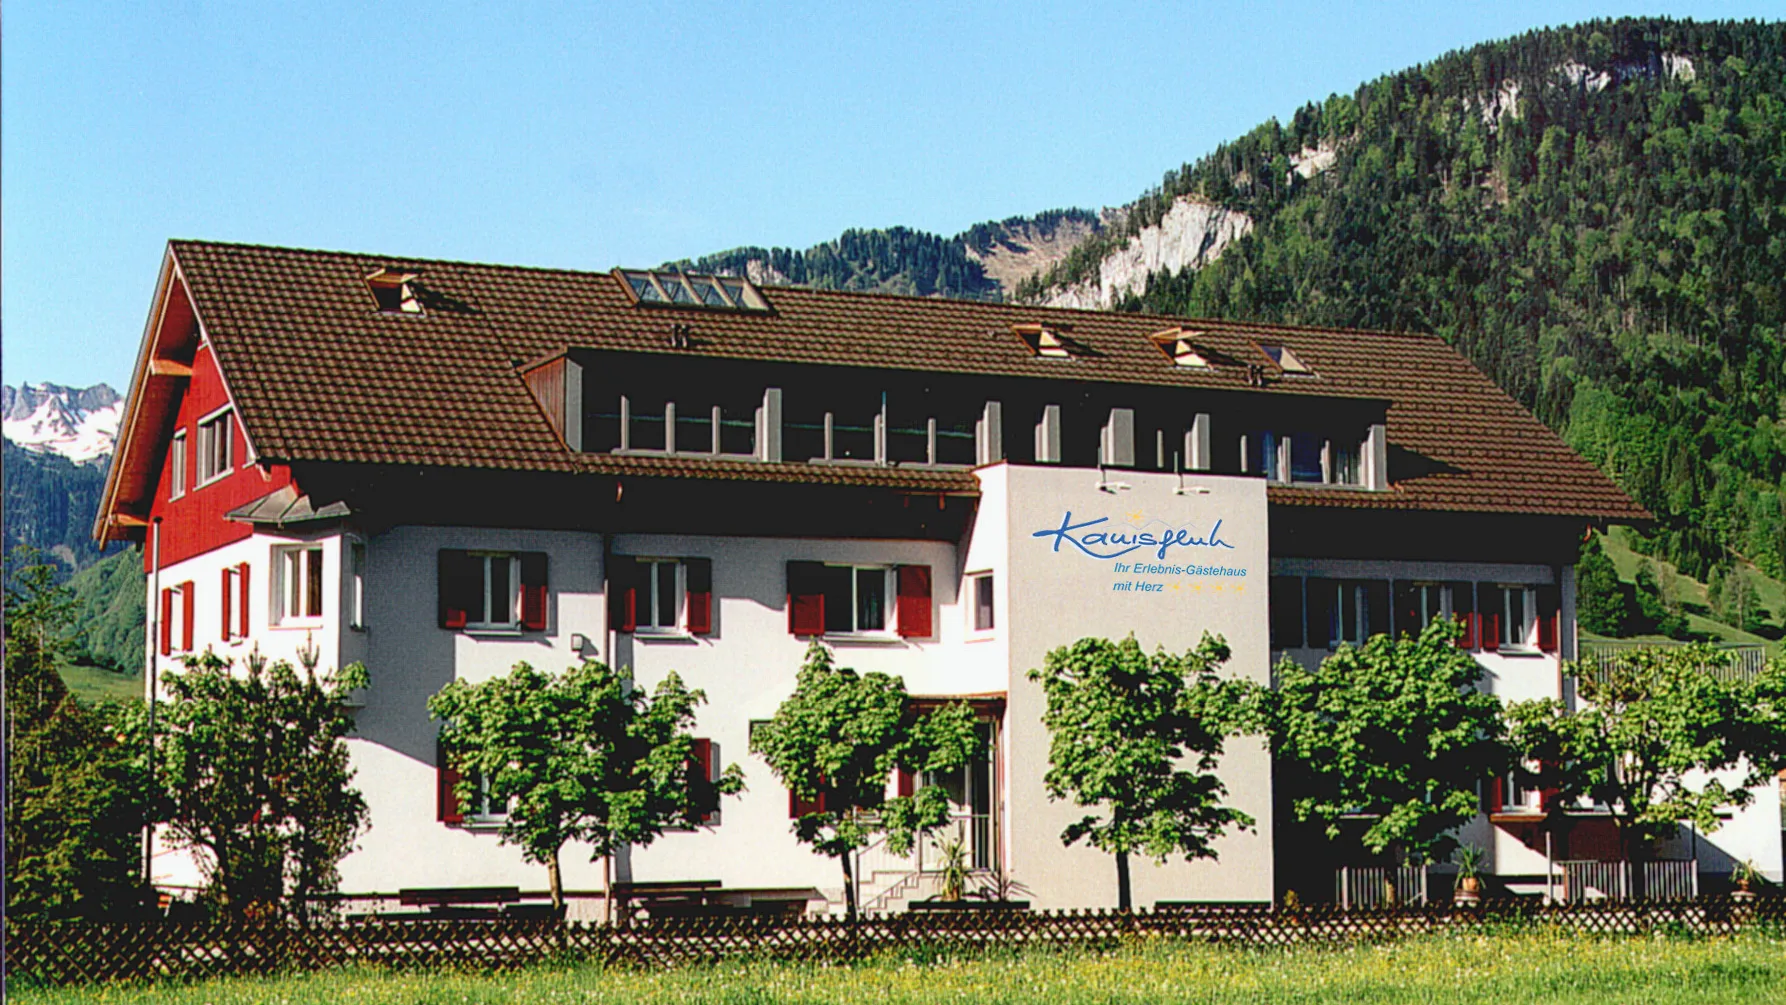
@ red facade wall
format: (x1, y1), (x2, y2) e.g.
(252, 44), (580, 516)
(144, 341), (295, 570)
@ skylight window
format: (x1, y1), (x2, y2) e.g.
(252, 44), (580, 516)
(617, 269), (769, 312)
(1150, 328), (1212, 368)
(1013, 323), (1082, 359)
(1260, 344), (1314, 375)
(366, 269), (422, 314)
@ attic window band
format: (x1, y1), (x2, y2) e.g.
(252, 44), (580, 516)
(619, 269), (769, 312)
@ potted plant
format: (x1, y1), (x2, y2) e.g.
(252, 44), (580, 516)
(1733, 859), (1759, 902)
(1452, 844), (1486, 906)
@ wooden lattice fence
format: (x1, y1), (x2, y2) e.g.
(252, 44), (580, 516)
(7, 897), (1782, 987)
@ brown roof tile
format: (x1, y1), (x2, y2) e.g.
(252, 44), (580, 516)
(168, 240), (1645, 521)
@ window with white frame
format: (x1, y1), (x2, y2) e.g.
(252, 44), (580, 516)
(466, 552), (520, 629)
(1502, 585), (1536, 649)
(273, 544), (325, 625)
(196, 409), (234, 485)
(823, 564), (891, 635)
(969, 572), (995, 632)
(348, 541), (367, 631)
(637, 558), (685, 631)
(465, 770), (508, 823)
(1244, 429), (1367, 486)
(169, 430), (188, 500)
(1414, 583), (1450, 630)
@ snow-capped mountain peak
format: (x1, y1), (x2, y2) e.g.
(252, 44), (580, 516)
(3, 382), (122, 464)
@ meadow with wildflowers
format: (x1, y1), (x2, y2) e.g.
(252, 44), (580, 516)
(14, 928), (1786, 1005)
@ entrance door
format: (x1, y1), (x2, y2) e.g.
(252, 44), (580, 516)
(923, 721), (997, 870)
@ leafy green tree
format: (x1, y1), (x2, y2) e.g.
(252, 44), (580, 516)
(430, 660), (742, 915)
(1028, 633), (1255, 910)
(1507, 646), (1786, 861)
(1265, 619), (1506, 865)
(1575, 535), (1630, 636)
(154, 647), (369, 918)
(4, 547), (151, 919)
(1633, 562), (1690, 640)
(751, 642), (983, 921)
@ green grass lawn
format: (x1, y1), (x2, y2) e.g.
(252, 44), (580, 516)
(15, 930), (1786, 1005)
(56, 660), (142, 705)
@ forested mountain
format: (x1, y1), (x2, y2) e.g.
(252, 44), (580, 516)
(3, 439), (118, 573)
(669, 209), (1102, 300)
(1020, 18), (1786, 585)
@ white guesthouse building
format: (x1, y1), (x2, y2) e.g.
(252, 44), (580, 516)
(96, 241), (1781, 914)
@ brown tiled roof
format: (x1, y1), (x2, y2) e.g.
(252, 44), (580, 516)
(166, 240), (1644, 520)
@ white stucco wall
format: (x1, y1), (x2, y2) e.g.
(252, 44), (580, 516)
(996, 464), (1275, 907)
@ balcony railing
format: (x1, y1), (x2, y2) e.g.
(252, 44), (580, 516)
(1577, 641), (1769, 684)
(1559, 859), (1698, 902)
(1335, 865), (1428, 909)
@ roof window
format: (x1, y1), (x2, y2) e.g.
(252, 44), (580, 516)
(1013, 323), (1083, 359)
(618, 269), (769, 312)
(1260, 344), (1313, 375)
(366, 269), (422, 314)
(1150, 328), (1212, 368)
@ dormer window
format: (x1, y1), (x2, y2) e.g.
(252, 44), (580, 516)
(618, 269), (769, 312)
(1259, 344), (1313, 376)
(1150, 328), (1212, 368)
(1013, 323), (1081, 359)
(366, 270), (422, 314)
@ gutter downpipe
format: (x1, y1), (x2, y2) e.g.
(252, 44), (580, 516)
(601, 526), (615, 925)
(144, 517), (163, 889)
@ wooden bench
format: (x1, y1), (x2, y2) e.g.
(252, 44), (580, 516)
(612, 880), (725, 919)
(395, 887), (542, 919)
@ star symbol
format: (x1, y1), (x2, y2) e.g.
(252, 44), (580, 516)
(1192, 584), (1203, 593)
(1126, 509), (1145, 522)
(1213, 584), (1224, 592)
(1171, 583), (1182, 592)
(1233, 585), (1244, 594)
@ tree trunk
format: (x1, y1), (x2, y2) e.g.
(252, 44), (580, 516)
(841, 852), (858, 923)
(548, 847), (564, 915)
(1116, 851), (1132, 911)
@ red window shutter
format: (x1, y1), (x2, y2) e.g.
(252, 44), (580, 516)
(181, 581), (195, 652)
(896, 767), (914, 798)
(438, 550), (472, 629)
(896, 565), (932, 638)
(437, 740), (463, 825)
(1478, 584), (1501, 653)
(1487, 775), (1504, 814)
(237, 563), (251, 638)
(221, 568), (234, 641)
(519, 552), (548, 631)
(685, 558), (713, 635)
(160, 588), (173, 656)
(789, 787), (827, 818)
(1537, 584), (1560, 652)
(787, 561), (826, 637)
(607, 555), (638, 632)
(1447, 581), (1475, 649)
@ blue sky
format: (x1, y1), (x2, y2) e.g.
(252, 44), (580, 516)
(4, 1), (1779, 390)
